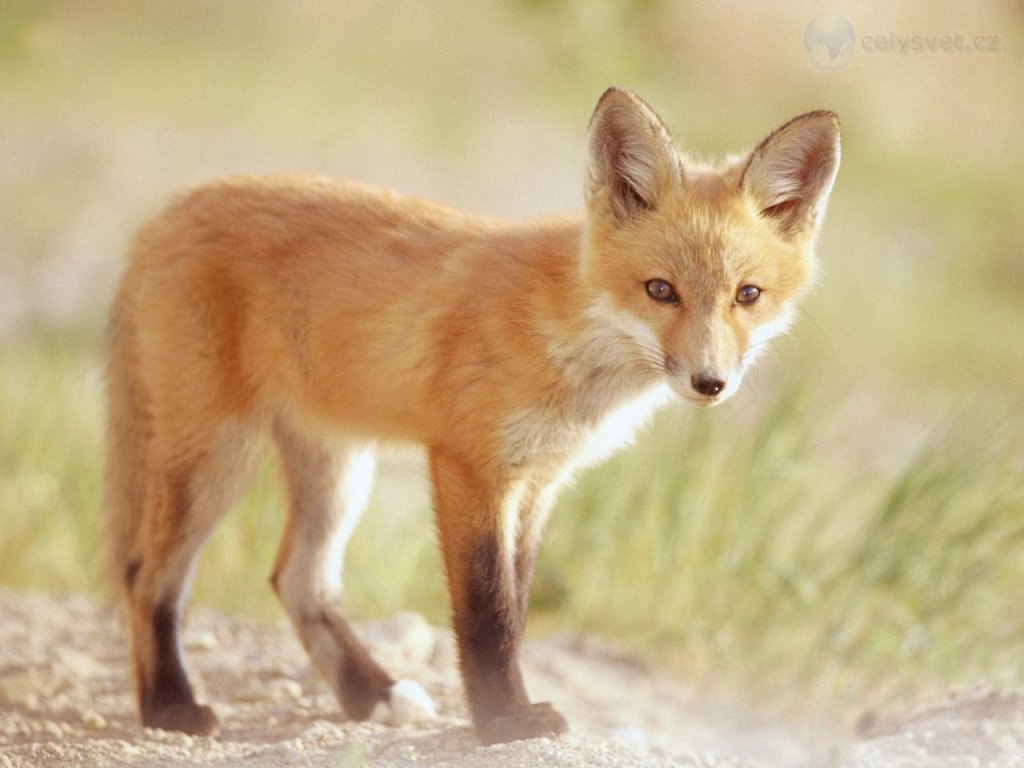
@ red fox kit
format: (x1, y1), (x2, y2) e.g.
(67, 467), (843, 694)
(104, 87), (840, 744)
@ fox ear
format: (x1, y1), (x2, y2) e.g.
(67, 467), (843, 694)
(586, 87), (682, 222)
(742, 111), (841, 236)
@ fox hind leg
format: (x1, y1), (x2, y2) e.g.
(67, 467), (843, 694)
(270, 417), (435, 723)
(127, 423), (257, 735)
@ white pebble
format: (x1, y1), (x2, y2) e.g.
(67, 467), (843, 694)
(270, 679), (304, 701)
(186, 630), (218, 651)
(372, 679), (437, 724)
(82, 710), (108, 730)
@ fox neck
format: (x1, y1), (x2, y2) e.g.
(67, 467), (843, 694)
(519, 220), (667, 429)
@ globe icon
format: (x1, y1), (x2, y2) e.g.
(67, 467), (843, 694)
(804, 14), (855, 70)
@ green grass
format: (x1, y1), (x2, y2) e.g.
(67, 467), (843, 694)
(540, 392), (1024, 716)
(0, 335), (104, 593)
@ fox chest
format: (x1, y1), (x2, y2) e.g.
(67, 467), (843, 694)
(498, 383), (673, 474)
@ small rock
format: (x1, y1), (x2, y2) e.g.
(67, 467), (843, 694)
(82, 710), (108, 730)
(389, 679), (437, 724)
(270, 679), (303, 701)
(186, 630), (218, 651)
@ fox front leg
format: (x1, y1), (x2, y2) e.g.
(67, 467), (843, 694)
(429, 448), (568, 745)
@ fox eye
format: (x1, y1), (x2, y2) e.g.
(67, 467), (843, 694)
(736, 285), (761, 305)
(645, 279), (679, 305)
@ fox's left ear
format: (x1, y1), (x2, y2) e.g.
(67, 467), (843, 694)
(742, 111), (841, 237)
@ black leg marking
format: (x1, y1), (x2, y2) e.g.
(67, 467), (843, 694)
(459, 535), (528, 717)
(148, 603), (194, 707)
(458, 534), (566, 744)
(139, 602), (218, 735)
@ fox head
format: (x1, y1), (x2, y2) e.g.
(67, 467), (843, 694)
(582, 87), (840, 405)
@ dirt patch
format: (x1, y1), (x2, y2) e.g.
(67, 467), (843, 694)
(0, 589), (1020, 767)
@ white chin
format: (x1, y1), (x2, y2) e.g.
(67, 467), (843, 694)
(689, 394), (725, 408)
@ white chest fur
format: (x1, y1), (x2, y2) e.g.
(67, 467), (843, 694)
(499, 382), (672, 474)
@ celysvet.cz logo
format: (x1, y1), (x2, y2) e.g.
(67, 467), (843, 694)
(804, 15), (855, 69)
(804, 14), (1001, 70)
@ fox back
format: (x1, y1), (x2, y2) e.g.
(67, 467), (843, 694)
(104, 87), (839, 743)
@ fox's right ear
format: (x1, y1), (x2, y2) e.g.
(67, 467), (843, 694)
(586, 87), (682, 222)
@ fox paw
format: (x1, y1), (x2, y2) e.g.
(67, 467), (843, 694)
(371, 679), (437, 725)
(478, 702), (568, 745)
(142, 701), (219, 736)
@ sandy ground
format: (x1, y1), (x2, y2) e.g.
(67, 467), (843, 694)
(1, 589), (1022, 767)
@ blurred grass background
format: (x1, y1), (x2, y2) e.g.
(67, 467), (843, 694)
(1, 0), (1022, 726)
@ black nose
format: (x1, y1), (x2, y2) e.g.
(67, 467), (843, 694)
(691, 373), (726, 397)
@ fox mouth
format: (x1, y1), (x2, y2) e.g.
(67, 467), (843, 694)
(691, 395), (725, 408)
(681, 391), (725, 407)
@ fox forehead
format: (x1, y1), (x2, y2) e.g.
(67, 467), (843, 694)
(631, 174), (791, 296)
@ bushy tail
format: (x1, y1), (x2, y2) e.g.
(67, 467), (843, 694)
(102, 289), (147, 605)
